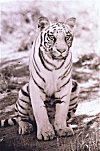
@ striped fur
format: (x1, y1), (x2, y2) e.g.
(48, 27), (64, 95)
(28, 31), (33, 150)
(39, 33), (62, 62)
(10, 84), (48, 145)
(0, 17), (79, 140)
(0, 80), (79, 127)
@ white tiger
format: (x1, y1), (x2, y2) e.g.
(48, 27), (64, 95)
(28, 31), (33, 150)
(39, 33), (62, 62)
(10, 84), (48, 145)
(0, 16), (79, 141)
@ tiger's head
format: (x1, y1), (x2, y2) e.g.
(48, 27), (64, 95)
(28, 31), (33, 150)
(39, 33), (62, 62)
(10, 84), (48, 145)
(38, 16), (76, 60)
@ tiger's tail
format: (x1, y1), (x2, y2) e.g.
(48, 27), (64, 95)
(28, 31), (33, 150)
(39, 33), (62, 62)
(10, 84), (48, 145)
(0, 116), (18, 128)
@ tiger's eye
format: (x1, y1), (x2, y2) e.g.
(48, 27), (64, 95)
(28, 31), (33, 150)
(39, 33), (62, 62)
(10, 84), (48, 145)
(48, 34), (55, 40)
(66, 32), (70, 37)
(66, 35), (70, 40)
(66, 31), (71, 35)
(48, 34), (56, 43)
(65, 32), (72, 41)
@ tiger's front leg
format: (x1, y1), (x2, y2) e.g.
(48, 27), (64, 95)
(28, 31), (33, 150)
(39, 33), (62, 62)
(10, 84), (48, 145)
(29, 78), (55, 140)
(54, 80), (74, 137)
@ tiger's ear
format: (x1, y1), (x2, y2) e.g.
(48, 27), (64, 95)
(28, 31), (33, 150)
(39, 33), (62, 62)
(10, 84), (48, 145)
(38, 16), (50, 31)
(66, 17), (76, 29)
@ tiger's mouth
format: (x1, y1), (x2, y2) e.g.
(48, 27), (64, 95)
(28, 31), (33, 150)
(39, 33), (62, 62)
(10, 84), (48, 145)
(51, 49), (68, 60)
(51, 53), (67, 60)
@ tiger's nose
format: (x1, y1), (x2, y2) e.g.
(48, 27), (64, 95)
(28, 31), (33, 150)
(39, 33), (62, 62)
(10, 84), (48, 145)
(57, 49), (66, 53)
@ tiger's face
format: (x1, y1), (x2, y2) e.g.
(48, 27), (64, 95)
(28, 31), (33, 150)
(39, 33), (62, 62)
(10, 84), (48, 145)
(38, 17), (76, 60)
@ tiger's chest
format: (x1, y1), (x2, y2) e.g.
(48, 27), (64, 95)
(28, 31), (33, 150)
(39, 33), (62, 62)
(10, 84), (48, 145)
(43, 59), (72, 96)
(44, 69), (64, 96)
(44, 71), (57, 96)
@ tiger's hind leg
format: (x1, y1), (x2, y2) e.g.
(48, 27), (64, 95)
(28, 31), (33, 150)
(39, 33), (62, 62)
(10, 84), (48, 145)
(67, 79), (80, 122)
(16, 83), (33, 135)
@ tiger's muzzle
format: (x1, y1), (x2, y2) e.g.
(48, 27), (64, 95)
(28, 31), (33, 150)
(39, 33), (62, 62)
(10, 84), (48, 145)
(57, 49), (66, 53)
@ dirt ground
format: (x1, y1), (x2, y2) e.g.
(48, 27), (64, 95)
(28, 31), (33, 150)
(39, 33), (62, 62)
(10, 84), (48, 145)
(0, 54), (100, 151)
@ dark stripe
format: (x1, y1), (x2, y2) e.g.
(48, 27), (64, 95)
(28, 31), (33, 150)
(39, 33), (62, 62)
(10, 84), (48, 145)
(56, 89), (60, 93)
(19, 98), (31, 106)
(19, 118), (30, 123)
(18, 109), (29, 116)
(69, 102), (77, 107)
(39, 48), (52, 71)
(73, 107), (77, 113)
(31, 72), (45, 93)
(32, 59), (45, 83)
(65, 55), (72, 69)
(40, 32), (43, 45)
(26, 84), (31, 100)
(15, 108), (18, 112)
(0, 121), (1, 127)
(70, 96), (78, 102)
(67, 36), (73, 47)
(55, 94), (68, 100)
(58, 61), (72, 79)
(18, 114), (27, 118)
(12, 118), (17, 125)
(18, 101), (27, 110)
(33, 40), (40, 72)
(51, 24), (57, 28)
(55, 100), (62, 104)
(17, 101), (29, 116)
(72, 81), (78, 92)
(61, 94), (68, 99)
(69, 104), (78, 111)
(54, 96), (78, 106)
(33, 53), (40, 71)
(26, 84), (29, 93)
(21, 88), (29, 97)
(67, 112), (71, 119)
(60, 78), (70, 89)
(56, 59), (66, 70)
(55, 100), (65, 104)
(15, 103), (18, 111)
(4, 119), (9, 127)
(61, 64), (72, 80)
(43, 32), (46, 38)
(42, 50), (56, 68)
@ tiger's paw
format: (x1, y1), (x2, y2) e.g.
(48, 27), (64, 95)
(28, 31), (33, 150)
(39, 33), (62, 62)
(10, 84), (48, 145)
(54, 123), (74, 137)
(19, 121), (33, 135)
(37, 123), (55, 140)
(56, 127), (74, 137)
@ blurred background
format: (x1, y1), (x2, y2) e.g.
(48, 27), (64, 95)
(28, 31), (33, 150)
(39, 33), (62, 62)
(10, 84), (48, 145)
(0, 0), (100, 62)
